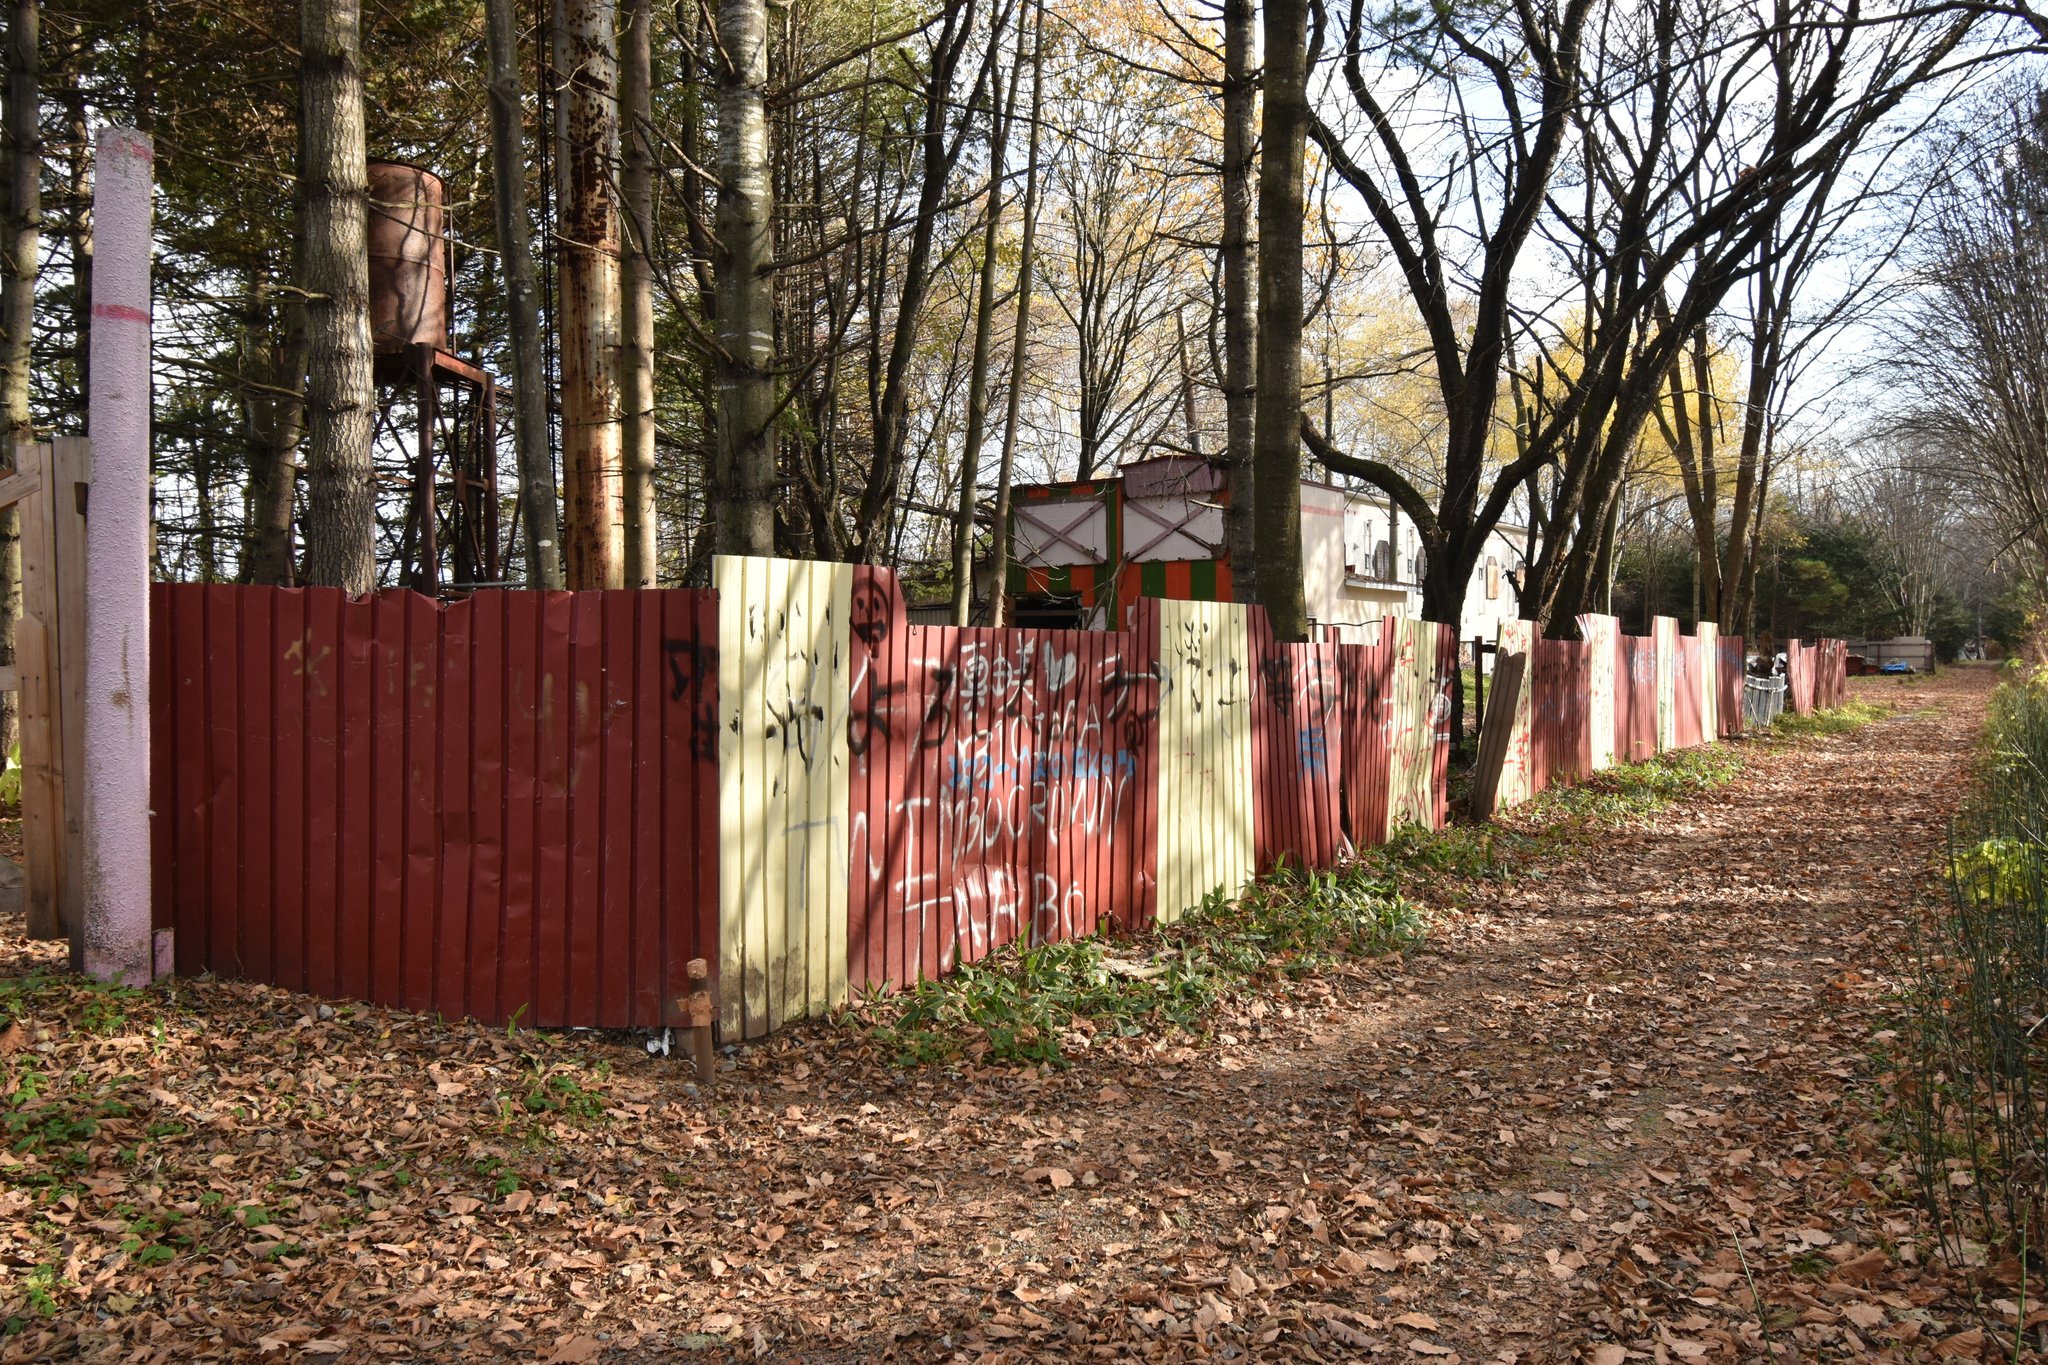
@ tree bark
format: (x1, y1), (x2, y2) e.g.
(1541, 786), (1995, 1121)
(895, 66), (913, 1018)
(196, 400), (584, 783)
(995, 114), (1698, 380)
(554, 0), (623, 586)
(619, 0), (656, 585)
(0, 0), (34, 757)
(242, 269), (304, 585)
(298, 0), (376, 592)
(950, 24), (1019, 625)
(486, 0), (564, 589)
(983, 0), (1045, 627)
(711, 0), (776, 555)
(1220, 0), (1257, 603)
(1252, 0), (1307, 640)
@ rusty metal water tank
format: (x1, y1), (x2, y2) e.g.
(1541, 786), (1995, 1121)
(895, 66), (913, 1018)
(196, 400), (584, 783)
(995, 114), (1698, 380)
(367, 161), (448, 353)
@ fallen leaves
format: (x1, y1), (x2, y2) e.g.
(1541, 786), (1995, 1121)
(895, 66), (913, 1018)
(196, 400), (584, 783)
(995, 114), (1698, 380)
(0, 671), (2004, 1363)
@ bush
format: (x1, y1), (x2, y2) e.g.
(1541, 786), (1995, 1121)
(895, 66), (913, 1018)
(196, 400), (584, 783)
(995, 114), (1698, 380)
(1902, 664), (2048, 1265)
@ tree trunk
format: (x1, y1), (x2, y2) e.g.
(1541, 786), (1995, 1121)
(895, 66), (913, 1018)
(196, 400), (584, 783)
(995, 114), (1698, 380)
(486, 0), (564, 589)
(298, 0), (376, 593)
(1252, 0), (1307, 640)
(712, 0), (776, 555)
(950, 31), (1019, 625)
(982, 0), (1044, 627)
(619, 0), (656, 586)
(554, 0), (623, 586)
(59, 56), (83, 422)
(243, 270), (305, 585)
(0, 0), (34, 759)
(1220, 0), (1257, 603)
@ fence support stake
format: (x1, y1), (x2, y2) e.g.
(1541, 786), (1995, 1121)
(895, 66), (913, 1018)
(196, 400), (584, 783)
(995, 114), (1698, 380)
(81, 125), (154, 985)
(685, 958), (715, 1088)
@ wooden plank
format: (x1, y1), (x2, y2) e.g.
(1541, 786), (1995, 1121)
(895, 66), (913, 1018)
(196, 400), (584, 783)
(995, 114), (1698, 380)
(14, 445), (62, 939)
(823, 562), (852, 1018)
(714, 556), (746, 1038)
(53, 438), (89, 955)
(0, 464), (41, 513)
(1466, 652), (1527, 821)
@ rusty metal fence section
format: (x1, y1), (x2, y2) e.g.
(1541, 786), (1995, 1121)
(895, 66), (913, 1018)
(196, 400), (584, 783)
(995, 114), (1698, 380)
(1483, 615), (1844, 814)
(1250, 619), (1346, 872)
(1334, 625), (1397, 850)
(150, 561), (1475, 1037)
(150, 584), (719, 1030)
(1786, 641), (1817, 715)
(844, 568), (1157, 992)
(1531, 634), (1592, 789)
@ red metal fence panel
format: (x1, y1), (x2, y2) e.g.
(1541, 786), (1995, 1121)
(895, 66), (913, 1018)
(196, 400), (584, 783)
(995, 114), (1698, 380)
(1335, 630), (1395, 844)
(1531, 636), (1591, 790)
(1673, 636), (1704, 749)
(1251, 616), (1346, 871)
(1718, 635), (1746, 736)
(845, 569), (1158, 989)
(150, 584), (718, 1029)
(1787, 640), (1817, 715)
(1617, 635), (1658, 763)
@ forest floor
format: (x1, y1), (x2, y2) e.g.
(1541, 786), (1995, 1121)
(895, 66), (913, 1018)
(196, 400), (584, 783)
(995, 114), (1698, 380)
(0, 667), (2014, 1363)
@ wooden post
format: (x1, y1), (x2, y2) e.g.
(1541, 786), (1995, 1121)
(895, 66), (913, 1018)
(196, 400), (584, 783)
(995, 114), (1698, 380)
(1467, 651), (1526, 821)
(53, 436), (87, 963)
(685, 957), (715, 1088)
(11, 443), (61, 939)
(1472, 635), (1485, 733)
(80, 126), (154, 984)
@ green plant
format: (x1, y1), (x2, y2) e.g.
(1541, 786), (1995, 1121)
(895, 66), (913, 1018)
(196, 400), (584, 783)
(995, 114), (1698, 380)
(854, 860), (1423, 1067)
(1900, 663), (2048, 1273)
(0, 744), (20, 808)
(1770, 699), (1890, 738)
(520, 1060), (609, 1121)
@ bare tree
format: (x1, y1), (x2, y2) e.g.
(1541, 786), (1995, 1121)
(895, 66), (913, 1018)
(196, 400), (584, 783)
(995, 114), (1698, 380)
(1889, 83), (2048, 601)
(1253, 0), (1310, 640)
(950, 21), (1022, 624)
(0, 0), (36, 749)
(711, 0), (776, 555)
(298, 0), (376, 592)
(486, 0), (563, 589)
(983, 0), (1046, 626)
(1220, 0), (1257, 602)
(554, 0), (623, 586)
(620, 0), (657, 586)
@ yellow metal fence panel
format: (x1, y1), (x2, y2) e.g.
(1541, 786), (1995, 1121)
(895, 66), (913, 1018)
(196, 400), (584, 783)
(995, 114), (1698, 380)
(715, 556), (853, 1039)
(1696, 622), (1719, 741)
(1653, 616), (1678, 752)
(1493, 619), (1537, 810)
(1153, 600), (1255, 925)
(1386, 617), (1442, 835)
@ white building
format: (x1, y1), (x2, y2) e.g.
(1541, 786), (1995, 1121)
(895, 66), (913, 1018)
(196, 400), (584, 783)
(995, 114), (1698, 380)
(1300, 480), (1534, 645)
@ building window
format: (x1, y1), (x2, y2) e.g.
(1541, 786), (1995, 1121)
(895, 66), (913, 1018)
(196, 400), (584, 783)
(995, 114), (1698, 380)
(1372, 540), (1391, 581)
(1485, 557), (1499, 600)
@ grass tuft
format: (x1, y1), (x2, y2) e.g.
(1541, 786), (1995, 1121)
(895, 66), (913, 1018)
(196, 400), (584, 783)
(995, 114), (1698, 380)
(850, 860), (1422, 1067)
(1770, 698), (1890, 738)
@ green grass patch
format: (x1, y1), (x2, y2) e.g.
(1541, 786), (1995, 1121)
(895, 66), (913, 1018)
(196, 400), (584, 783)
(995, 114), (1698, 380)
(849, 740), (1757, 1069)
(850, 859), (1423, 1068)
(1769, 698), (1890, 738)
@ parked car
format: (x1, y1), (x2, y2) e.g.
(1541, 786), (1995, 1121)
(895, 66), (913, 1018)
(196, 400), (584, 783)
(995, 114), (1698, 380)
(1880, 660), (1916, 675)
(1846, 653), (1874, 676)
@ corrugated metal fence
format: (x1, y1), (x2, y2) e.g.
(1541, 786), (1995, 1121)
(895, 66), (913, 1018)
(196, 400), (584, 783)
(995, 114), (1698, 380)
(151, 584), (719, 1030)
(149, 566), (1848, 1039)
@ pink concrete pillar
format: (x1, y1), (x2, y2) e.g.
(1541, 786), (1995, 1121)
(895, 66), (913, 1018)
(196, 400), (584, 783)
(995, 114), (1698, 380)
(82, 126), (153, 984)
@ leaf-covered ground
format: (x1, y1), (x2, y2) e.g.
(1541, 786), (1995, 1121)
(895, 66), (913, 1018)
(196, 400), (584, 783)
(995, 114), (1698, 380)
(0, 668), (2013, 1363)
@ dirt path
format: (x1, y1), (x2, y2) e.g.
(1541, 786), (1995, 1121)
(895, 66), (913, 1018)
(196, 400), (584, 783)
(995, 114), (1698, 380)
(0, 670), (2001, 1364)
